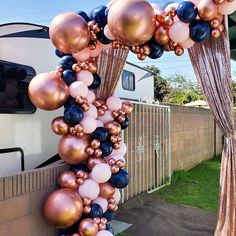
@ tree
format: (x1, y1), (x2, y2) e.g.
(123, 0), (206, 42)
(144, 65), (171, 102)
(163, 73), (204, 105)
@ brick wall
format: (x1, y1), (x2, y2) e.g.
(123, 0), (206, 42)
(0, 104), (223, 236)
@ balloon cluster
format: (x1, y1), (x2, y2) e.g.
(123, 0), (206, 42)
(28, 0), (236, 235)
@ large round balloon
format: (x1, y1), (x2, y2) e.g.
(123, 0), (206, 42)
(58, 134), (90, 164)
(43, 189), (83, 228)
(28, 72), (69, 110)
(50, 12), (90, 53)
(108, 1), (156, 45)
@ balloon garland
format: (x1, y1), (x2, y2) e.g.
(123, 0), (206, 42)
(28, 0), (236, 235)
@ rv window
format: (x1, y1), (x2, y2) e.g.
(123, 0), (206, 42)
(0, 60), (36, 114)
(122, 70), (135, 91)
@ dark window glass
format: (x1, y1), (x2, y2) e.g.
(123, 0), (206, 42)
(122, 70), (135, 91)
(0, 60), (36, 113)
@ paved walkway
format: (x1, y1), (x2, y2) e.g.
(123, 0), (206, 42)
(116, 194), (217, 236)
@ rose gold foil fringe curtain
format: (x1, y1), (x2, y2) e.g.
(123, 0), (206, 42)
(188, 32), (236, 236)
(95, 47), (129, 99)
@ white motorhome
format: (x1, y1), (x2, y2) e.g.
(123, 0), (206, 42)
(0, 23), (154, 176)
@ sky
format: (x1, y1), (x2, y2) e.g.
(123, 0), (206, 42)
(0, 0), (235, 80)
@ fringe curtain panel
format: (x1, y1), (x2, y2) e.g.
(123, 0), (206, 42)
(188, 32), (236, 235)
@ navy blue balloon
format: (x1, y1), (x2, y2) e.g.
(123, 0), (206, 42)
(92, 127), (109, 142)
(103, 210), (116, 222)
(148, 41), (164, 59)
(59, 221), (79, 235)
(97, 30), (111, 45)
(119, 115), (129, 130)
(77, 10), (90, 23)
(106, 223), (114, 234)
(109, 169), (129, 189)
(88, 204), (103, 218)
(88, 74), (101, 90)
(55, 49), (70, 58)
(64, 96), (76, 108)
(58, 55), (77, 70)
(91, 5), (108, 28)
(176, 1), (198, 23)
(62, 70), (77, 86)
(70, 164), (90, 173)
(190, 20), (211, 43)
(64, 105), (84, 126)
(100, 141), (113, 157)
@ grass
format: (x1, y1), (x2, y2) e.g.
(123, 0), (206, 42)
(154, 156), (221, 212)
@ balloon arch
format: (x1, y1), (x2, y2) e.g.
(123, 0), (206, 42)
(28, 0), (236, 235)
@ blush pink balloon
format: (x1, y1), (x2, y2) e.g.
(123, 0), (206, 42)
(112, 142), (127, 156)
(165, 3), (180, 21)
(69, 81), (88, 98)
(89, 45), (102, 58)
(97, 120), (104, 128)
(113, 188), (121, 204)
(84, 104), (98, 119)
(169, 22), (189, 43)
(218, 1), (236, 15)
(104, 24), (115, 40)
(78, 179), (100, 200)
(91, 163), (112, 183)
(98, 110), (114, 124)
(96, 230), (113, 236)
(73, 48), (90, 62)
(151, 3), (161, 12)
(81, 116), (97, 133)
(86, 90), (96, 104)
(106, 96), (122, 111)
(93, 197), (108, 213)
(106, 154), (125, 164)
(180, 37), (195, 49)
(77, 70), (93, 86)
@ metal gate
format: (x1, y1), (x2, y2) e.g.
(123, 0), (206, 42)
(121, 102), (171, 203)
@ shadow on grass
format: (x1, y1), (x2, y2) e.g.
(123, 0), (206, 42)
(154, 156), (221, 212)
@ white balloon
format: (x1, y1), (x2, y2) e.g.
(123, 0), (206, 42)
(93, 197), (108, 213)
(91, 163), (112, 183)
(96, 230), (113, 236)
(113, 188), (121, 204)
(78, 179), (100, 200)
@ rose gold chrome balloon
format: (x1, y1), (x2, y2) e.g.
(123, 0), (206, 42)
(154, 26), (170, 46)
(79, 218), (98, 236)
(51, 116), (69, 135)
(197, 0), (218, 21)
(58, 134), (90, 164)
(50, 12), (90, 53)
(87, 156), (106, 170)
(122, 101), (133, 114)
(108, 1), (156, 45)
(28, 72), (69, 110)
(105, 121), (121, 135)
(58, 171), (78, 190)
(43, 189), (83, 228)
(99, 182), (115, 198)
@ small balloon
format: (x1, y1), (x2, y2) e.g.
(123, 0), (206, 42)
(79, 218), (98, 236)
(58, 171), (78, 190)
(103, 210), (116, 222)
(51, 116), (69, 135)
(176, 1), (198, 23)
(81, 116), (97, 134)
(99, 182), (115, 198)
(109, 169), (129, 189)
(92, 127), (109, 142)
(98, 110), (114, 124)
(43, 189), (83, 228)
(169, 22), (190, 43)
(62, 70), (77, 86)
(93, 197), (108, 213)
(90, 5), (109, 29)
(77, 70), (94, 86)
(96, 230), (113, 236)
(88, 74), (101, 90)
(113, 188), (121, 204)
(59, 56), (77, 70)
(197, 0), (218, 21)
(87, 156), (106, 170)
(91, 163), (112, 183)
(189, 20), (211, 42)
(64, 105), (84, 126)
(88, 203), (104, 218)
(111, 142), (127, 156)
(180, 37), (195, 49)
(86, 91), (96, 104)
(69, 81), (89, 98)
(154, 26), (170, 46)
(148, 40), (164, 59)
(79, 179), (100, 200)
(106, 95), (122, 111)
(84, 104), (98, 119)
(100, 141), (113, 157)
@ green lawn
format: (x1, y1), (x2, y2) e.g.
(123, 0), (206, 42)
(154, 156), (221, 212)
